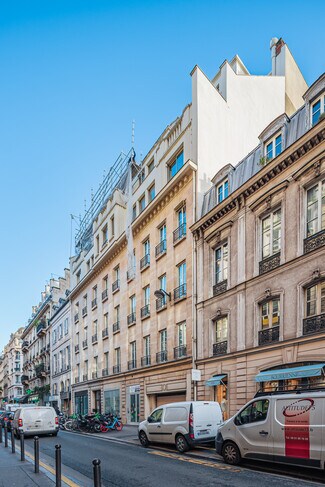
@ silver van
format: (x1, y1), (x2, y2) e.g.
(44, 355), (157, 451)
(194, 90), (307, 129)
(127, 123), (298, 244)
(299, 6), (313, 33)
(139, 401), (222, 452)
(13, 406), (59, 437)
(216, 391), (325, 469)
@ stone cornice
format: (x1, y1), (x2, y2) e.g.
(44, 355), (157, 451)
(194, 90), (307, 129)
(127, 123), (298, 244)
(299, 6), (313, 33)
(192, 120), (325, 235)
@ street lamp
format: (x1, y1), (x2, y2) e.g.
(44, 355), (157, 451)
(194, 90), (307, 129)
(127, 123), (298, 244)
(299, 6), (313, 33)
(154, 289), (171, 301)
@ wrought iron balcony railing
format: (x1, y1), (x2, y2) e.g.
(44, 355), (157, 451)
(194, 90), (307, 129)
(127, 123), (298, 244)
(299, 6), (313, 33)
(112, 279), (120, 293)
(91, 298), (97, 309)
(128, 360), (137, 371)
(156, 350), (168, 364)
(113, 364), (121, 374)
(75, 344), (79, 353)
(74, 313), (79, 323)
(173, 223), (186, 244)
(258, 325), (280, 346)
(156, 297), (167, 311)
(212, 340), (227, 356)
(113, 321), (120, 333)
(140, 254), (150, 270)
(155, 239), (167, 258)
(213, 279), (228, 297)
(141, 305), (150, 319)
(102, 328), (109, 339)
(92, 334), (98, 344)
(141, 355), (151, 366)
(127, 312), (136, 326)
(82, 339), (88, 349)
(82, 306), (88, 317)
(102, 368), (109, 377)
(174, 284), (187, 301)
(102, 289), (108, 301)
(304, 229), (325, 254)
(259, 252), (281, 275)
(174, 345), (187, 359)
(303, 313), (325, 336)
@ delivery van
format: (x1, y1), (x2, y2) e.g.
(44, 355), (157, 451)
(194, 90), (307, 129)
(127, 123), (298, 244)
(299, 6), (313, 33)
(216, 391), (325, 469)
(139, 401), (223, 452)
(13, 406), (59, 437)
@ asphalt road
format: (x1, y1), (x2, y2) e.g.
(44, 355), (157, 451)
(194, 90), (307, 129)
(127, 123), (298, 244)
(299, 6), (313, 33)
(23, 432), (325, 487)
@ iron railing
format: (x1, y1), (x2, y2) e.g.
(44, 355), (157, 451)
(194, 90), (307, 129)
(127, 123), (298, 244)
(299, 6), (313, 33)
(258, 325), (280, 345)
(127, 312), (136, 325)
(155, 239), (167, 257)
(141, 355), (151, 366)
(156, 350), (168, 363)
(102, 328), (109, 339)
(113, 321), (120, 333)
(174, 345), (187, 359)
(303, 314), (325, 336)
(140, 254), (150, 270)
(173, 223), (186, 243)
(174, 284), (187, 301)
(212, 341), (227, 356)
(112, 279), (120, 293)
(141, 305), (150, 319)
(113, 364), (121, 374)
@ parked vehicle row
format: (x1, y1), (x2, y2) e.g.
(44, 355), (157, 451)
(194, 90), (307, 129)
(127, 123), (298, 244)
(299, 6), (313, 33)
(12, 406), (59, 438)
(64, 413), (123, 433)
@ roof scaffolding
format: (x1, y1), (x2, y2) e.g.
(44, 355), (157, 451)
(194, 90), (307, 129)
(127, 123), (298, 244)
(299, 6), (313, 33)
(75, 147), (136, 254)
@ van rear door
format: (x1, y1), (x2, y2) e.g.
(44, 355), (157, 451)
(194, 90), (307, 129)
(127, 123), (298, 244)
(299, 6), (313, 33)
(273, 395), (323, 468)
(192, 402), (222, 440)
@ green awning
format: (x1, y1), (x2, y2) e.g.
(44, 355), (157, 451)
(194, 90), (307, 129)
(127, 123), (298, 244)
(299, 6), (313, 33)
(205, 374), (227, 386)
(255, 364), (325, 383)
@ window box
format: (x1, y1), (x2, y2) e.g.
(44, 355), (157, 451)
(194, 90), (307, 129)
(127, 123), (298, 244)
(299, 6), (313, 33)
(112, 321), (120, 333)
(174, 345), (187, 359)
(102, 328), (109, 339)
(304, 229), (325, 254)
(213, 279), (228, 296)
(258, 325), (280, 345)
(140, 305), (150, 319)
(174, 284), (187, 302)
(113, 364), (121, 374)
(155, 240), (167, 258)
(173, 223), (186, 244)
(156, 351), (168, 363)
(128, 360), (137, 371)
(112, 280), (120, 293)
(303, 313), (325, 336)
(259, 252), (281, 275)
(140, 254), (150, 271)
(212, 341), (227, 356)
(141, 355), (151, 367)
(127, 312), (136, 326)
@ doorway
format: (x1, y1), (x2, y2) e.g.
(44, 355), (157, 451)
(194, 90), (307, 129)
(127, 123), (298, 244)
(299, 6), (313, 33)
(127, 385), (140, 423)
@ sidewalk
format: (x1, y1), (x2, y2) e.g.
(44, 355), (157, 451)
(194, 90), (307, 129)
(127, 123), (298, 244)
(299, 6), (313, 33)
(0, 442), (55, 487)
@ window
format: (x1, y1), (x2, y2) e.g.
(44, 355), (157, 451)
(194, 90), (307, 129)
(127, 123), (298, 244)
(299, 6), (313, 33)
(306, 282), (325, 317)
(215, 243), (228, 283)
(132, 204), (137, 221)
(177, 206), (186, 227)
(64, 318), (69, 335)
(160, 329), (167, 351)
(159, 224), (166, 243)
(96, 235), (100, 254)
(235, 400), (269, 425)
(76, 270), (81, 284)
(102, 225), (108, 245)
(265, 133), (282, 161)
(104, 313), (108, 329)
(215, 317), (227, 343)
(115, 305), (120, 323)
(138, 168), (145, 184)
(115, 347), (121, 366)
(87, 260), (91, 272)
(143, 285), (150, 306)
(261, 209), (281, 259)
(159, 274), (167, 292)
(311, 95), (325, 126)
(130, 295), (136, 313)
(92, 286), (97, 300)
(306, 180), (325, 237)
(169, 151), (184, 179)
(104, 352), (109, 369)
(177, 322), (186, 346)
(111, 216), (115, 237)
(178, 262), (186, 287)
(139, 195), (146, 213)
(93, 320), (98, 335)
(261, 298), (280, 329)
(148, 408), (163, 423)
(59, 323), (63, 339)
(217, 180), (229, 204)
(103, 276), (108, 291)
(148, 184), (155, 203)
(143, 239), (150, 256)
(148, 160), (154, 174)
(130, 341), (136, 362)
(115, 266), (120, 281)
(144, 335), (150, 357)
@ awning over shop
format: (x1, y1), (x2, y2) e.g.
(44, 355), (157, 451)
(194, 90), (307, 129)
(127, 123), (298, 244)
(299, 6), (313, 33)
(205, 374), (227, 386)
(255, 364), (325, 383)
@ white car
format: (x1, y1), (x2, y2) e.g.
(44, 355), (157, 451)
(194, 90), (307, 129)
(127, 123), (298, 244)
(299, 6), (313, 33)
(13, 406), (59, 437)
(216, 391), (325, 469)
(139, 401), (223, 452)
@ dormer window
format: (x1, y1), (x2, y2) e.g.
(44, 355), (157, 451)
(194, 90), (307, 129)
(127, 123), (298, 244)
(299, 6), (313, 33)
(311, 95), (325, 126)
(217, 180), (229, 204)
(265, 133), (282, 161)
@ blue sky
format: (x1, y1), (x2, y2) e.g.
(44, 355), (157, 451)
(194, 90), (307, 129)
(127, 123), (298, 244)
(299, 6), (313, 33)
(0, 0), (324, 351)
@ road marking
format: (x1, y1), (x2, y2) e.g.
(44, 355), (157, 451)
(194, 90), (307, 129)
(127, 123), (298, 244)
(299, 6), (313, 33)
(148, 450), (241, 473)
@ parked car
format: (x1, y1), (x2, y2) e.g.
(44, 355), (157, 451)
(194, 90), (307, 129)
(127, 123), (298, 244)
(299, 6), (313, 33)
(139, 401), (223, 452)
(216, 390), (325, 469)
(0, 411), (15, 431)
(12, 406), (59, 438)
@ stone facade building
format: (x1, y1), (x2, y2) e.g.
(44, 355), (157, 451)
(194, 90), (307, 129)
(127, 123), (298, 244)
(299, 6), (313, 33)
(6, 328), (24, 403)
(192, 74), (325, 419)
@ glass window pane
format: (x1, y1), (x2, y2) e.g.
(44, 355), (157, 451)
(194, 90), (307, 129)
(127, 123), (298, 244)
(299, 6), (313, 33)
(307, 185), (319, 236)
(275, 135), (282, 156)
(266, 142), (273, 160)
(224, 180), (229, 198)
(312, 100), (321, 125)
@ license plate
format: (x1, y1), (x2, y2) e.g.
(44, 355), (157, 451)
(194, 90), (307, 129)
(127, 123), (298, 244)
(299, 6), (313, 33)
(197, 430), (209, 436)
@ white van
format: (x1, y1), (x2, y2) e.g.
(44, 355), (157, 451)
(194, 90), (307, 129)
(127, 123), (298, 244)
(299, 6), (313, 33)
(13, 406), (59, 437)
(139, 401), (223, 452)
(216, 391), (325, 469)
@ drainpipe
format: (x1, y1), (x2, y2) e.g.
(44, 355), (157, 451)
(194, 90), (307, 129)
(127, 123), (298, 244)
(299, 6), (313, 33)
(192, 169), (198, 401)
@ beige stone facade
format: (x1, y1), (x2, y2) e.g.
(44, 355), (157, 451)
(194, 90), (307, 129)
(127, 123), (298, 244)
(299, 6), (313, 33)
(192, 80), (325, 419)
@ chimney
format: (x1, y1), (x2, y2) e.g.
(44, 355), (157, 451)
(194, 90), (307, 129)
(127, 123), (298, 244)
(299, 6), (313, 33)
(270, 37), (279, 75)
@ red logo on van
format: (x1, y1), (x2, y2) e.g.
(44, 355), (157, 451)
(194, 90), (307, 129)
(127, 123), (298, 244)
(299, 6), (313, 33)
(283, 398), (314, 418)
(283, 398), (313, 459)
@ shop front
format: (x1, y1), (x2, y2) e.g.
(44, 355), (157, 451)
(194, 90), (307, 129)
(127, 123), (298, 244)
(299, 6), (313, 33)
(255, 363), (325, 392)
(205, 374), (228, 420)
(74, 390), (88, 415)
(126, 385), (140, 424)
(104, 388), (120, 416)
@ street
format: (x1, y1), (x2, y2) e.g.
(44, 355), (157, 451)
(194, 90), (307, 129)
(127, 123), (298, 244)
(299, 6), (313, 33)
(22, 431), (325, 487)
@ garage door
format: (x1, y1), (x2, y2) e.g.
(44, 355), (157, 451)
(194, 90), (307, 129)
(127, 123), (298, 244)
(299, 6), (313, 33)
(156, 393), (186, 407)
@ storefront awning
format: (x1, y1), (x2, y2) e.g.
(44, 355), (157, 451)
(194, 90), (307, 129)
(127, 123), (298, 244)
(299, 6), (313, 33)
(255, 364), (325, 383)
(205, 374), (227, 386)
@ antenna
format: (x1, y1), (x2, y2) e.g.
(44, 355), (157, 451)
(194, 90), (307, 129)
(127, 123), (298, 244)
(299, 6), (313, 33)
(131, 120), (135, 146)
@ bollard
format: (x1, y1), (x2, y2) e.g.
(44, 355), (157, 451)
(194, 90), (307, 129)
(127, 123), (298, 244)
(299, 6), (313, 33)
(0, 422), (2, 443)
(20, 432), (25, 461)
(34, 436), (39, 473)
(92, 459), (101, 487)
(55, 444), (62, 487)
(4, 423), (8, 448)
(11, 428), (15, 453)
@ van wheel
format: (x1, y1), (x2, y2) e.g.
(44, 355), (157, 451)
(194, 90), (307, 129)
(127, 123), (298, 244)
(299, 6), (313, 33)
(222, 442), (241, 465)
(139, 431), (149, 447)
(175, 434), (189, 453)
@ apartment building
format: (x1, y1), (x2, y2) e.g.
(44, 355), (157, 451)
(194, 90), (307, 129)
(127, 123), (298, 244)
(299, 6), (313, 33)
(6, 328), (24, 403)
(192, 73), (325, 419)
(21, 271), (70, 405)
(50, 293), (72, 414)
(69, 38), (307, 421)
(0, 353), (7, 405)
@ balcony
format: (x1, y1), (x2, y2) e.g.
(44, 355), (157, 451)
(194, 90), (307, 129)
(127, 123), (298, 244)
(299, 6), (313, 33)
(303, 313), (325, 336)
(156, 297), (167, 312)
(141, 355), (151, 367)
(35, 363), (46, 378)
(92, 334), (98, 344)
(82, 374), (88, 382)
(258, 325), (280, 346)
(174, 284), (187, 302)
(127, 312), (136, 326)
(82, 306), (88, 317)
(140, 254), (150, 271)
(113, 321), (120, 333)
(74, 313), (79, 323)
(22, 341), (29, 351)
(92, 371), (98, 379)
(75, 344), (79, 353)
(60, 389), (71, 400)
(155, 240), (166, 258)
(128, 360), (137, 371)
(304, 229), (325, 254)
(213, 341), (227, 356)
(173, 223), (186, 244)
(174, 345), (187, 359)
(113, 364), (121, 374)
(127, 268), (135, 282)
(259, 252), (281, 275)
(82, 339), (88, 349)
(102, 328), (109, 339)
(21, 375), (29, 385)
(75, 377), (80, 384)
(112, 279), (120, 293)
(213, 280), (228, 297)
(102, 368), (109, 377)
(156, 350), (168, 364)
(102, 289), (108, 301)
(36, 322), (46, 336)
(141, 305), (150, 319)
(92, 298), (97, 309)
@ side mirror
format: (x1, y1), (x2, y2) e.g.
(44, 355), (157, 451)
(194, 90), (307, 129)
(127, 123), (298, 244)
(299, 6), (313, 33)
(147, 416), (152, 423)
